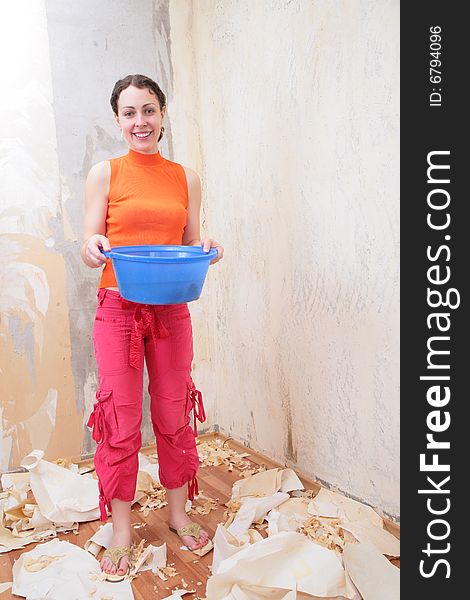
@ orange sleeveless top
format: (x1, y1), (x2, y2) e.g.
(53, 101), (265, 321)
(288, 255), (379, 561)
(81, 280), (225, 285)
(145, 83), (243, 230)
(99, 148), (188, 288)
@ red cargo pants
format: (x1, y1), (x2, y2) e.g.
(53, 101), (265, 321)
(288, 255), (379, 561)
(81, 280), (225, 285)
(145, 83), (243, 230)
(86, 288), (206, 522)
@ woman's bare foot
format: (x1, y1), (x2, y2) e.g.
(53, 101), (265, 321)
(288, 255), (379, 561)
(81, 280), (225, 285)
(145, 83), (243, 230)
(100, 498), (132, 576)
(166, 483), (210, 550)
(169, 513), (210, 550)
(100, 530), (131, 576)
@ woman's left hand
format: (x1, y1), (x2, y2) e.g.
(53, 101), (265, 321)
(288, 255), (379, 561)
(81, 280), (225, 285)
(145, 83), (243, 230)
(201, 239), (224, 265)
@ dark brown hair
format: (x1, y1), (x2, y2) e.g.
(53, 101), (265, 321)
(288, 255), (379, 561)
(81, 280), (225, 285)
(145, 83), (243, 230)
(110, 74), (166, 141)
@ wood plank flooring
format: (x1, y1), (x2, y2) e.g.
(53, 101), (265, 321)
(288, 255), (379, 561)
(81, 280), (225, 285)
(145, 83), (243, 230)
(0, 434), (399, 599)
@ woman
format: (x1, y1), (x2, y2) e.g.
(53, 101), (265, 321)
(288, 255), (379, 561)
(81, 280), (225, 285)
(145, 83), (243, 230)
(81, 74), (223, 581)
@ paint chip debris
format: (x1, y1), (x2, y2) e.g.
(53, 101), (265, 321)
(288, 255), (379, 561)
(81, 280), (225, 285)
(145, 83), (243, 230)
(161, 566), (178, 578)
(196, 438), (260, 474)
(223, 498), (241, 524)
(299, 516), (347, 553)
(188, 494), (219, 516)
(137, 481), (167, 517)
(23, 553), (65, 572)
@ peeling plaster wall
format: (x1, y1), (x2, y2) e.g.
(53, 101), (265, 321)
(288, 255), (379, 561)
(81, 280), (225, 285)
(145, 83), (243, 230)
(0, 0), (184, 468)
(169, 0), (400, 518)
(0, 1), (82, 468)
(44, 0), (177, 456)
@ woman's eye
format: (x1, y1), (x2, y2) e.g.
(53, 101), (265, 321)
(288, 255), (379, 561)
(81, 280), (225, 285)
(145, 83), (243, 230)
(146, 109), (155, 113)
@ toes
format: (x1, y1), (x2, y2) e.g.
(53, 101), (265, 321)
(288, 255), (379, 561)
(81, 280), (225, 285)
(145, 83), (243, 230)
(194, 533), (208, 547)
(200, 531), (209, 543)
(101, 559), (110, 573)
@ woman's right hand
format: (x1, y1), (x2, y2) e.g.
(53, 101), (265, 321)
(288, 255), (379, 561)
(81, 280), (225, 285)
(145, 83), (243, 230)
(82, 234), (111, 268)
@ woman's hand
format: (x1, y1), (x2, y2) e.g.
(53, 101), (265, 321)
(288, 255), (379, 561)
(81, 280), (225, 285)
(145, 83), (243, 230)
(81, 234), (111, 268)
(201, 239), (224, 265)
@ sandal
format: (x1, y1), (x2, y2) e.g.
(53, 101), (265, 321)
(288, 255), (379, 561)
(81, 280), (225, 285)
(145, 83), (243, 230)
(101, 545), (131, 582)
(169, 522), (214, 557)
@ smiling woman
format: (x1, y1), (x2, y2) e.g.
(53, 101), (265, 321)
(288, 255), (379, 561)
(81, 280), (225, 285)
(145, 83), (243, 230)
(80, 73), (223, 581)
(111, 75), (167, 151)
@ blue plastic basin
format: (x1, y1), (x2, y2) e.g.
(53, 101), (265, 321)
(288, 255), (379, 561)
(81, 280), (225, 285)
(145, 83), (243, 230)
(102, 245), (217, 304)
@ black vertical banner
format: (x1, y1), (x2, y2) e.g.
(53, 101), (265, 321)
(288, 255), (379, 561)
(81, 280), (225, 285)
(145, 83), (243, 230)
(401, 3), (465, 597)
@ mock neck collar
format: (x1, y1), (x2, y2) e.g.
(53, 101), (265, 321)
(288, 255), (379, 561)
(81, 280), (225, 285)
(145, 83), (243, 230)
(127, 148), (164, 166)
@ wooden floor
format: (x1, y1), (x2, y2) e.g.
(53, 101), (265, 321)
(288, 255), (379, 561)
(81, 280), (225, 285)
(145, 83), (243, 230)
(0, 434), (399, 599)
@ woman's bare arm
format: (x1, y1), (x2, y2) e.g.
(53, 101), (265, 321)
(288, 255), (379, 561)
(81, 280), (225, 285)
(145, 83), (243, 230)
(81, 161), (111, 268)
(182, 166), (202, 247)
(182, 166), (224, 264)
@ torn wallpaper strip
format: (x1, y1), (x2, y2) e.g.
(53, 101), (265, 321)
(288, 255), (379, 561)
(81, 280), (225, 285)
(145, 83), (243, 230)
(342, 541), (399, 600)
(340, 520), (400, 557)
(232, 469), (283, 499)
(137, 452), (160, 482)
(227, 493), (290, 539)
(212, 523), (264, 575)
(0, 509), (42, 553)
(20, 450), (100, 523)
(313, 489), (383, 528)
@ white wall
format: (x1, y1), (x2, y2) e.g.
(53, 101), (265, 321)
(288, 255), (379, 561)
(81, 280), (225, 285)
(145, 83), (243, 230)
(170, 0), (400, 518)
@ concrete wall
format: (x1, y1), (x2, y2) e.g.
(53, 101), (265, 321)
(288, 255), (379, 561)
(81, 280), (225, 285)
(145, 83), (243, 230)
(1, 0), (399, 519)
(169, 0), (400, 519)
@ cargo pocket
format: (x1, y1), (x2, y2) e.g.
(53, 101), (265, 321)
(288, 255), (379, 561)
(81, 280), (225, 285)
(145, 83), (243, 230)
(92, 312), (130, 375)
(169, 307), (194, 371)
(86, 389), (117, 445)
(87, 389), (131, 466)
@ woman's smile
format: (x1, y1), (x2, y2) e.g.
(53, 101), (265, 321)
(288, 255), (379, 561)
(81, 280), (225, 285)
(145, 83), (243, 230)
(133, 131), (153, 139)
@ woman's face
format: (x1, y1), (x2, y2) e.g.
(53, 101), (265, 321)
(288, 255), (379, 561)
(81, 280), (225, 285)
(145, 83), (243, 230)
(115, 85), (165, 154)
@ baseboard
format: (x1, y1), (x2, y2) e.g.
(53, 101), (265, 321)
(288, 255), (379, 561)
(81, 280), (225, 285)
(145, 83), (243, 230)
(193, 430), (401, 540)
(75, 428), (400, 539)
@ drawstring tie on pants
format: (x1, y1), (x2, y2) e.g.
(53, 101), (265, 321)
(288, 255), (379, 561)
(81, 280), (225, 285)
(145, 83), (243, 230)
(86, 390), (108, 445)
(188, 475), (199, 501)
(120, 300), (169, 369)
(98, 479), (111, 522)
(186, 381), (206, 501)
(187, 381), (206, 437)
(86, 390), (113, 521)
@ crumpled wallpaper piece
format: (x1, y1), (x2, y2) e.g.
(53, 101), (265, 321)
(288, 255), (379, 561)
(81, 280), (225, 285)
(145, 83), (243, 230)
(20, 450), (100, 523)
(232, 468), (303, 499)
(227, 493), (290, 539)
(12, 538), (134, 599)
(207, 531), (355, 599)
(212, 523), (264, 576)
